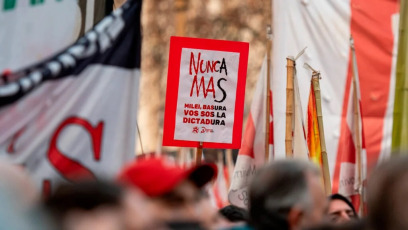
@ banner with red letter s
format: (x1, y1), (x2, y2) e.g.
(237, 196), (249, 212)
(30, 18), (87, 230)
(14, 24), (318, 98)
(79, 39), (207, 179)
(163, 37), (249, 149)
(0, 0), (142, 194)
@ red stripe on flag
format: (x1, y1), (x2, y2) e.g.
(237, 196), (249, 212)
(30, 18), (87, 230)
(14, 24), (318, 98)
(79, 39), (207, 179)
(239, 113), (256, 158)
(213, 182), (223, 208)
(349, 0), (398, 172)
(350, 194), (361, 214)
(333, 124), (356, 193)
(334, 0), (398, 192)
(333, 58), (353, 193)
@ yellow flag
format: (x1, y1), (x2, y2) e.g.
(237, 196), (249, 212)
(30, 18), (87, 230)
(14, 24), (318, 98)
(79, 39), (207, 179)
(307, 83), (323, 166)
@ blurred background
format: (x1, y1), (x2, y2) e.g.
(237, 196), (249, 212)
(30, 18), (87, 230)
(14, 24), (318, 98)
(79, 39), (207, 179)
(137, 0), (270, 154)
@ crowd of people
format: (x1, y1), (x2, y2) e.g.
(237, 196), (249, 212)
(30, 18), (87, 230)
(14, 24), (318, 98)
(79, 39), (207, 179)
(1, 154), (408, 230)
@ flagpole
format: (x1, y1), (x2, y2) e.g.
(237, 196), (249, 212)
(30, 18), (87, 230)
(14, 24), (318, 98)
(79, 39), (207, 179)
(174, 0), (187, 37)
(285, 57), (295, 158)
(196, 141), (203, 165)
(311, 71), (332, 195)
(177, 147), (183, 166)
(350, 36), (364, 215)
(226, 149), (234, 188)
(265, 25), (272, 162)
(391, 0), (408, 153)
(136, 121), (145, 155)
(285, 48), (307, 158)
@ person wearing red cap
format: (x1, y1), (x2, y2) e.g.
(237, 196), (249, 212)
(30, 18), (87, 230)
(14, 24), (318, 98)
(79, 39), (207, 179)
(118, 156), (219, 229)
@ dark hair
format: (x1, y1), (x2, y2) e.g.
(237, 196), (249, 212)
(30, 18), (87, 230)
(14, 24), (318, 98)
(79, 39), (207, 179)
(304, 219), (366, 230)
(329, 193), (357, 217)
(367, 155), (408, 230)
(44, 181), (123, 223)
(248, 160), (319, 230)
(219, 205), (248, 222)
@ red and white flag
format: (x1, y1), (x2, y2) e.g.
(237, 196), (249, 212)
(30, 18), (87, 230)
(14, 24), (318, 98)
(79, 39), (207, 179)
(332, 38), (367, 214)
(0, 0), (142, 195)
(228, 57), (273, 208)
(272, 0), (399, 187)
(212, 157), (230, 208)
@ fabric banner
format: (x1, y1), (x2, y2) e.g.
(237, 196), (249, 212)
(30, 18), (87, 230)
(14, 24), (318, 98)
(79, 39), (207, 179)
(272, 0), (399, 188)
(293, 74), (309, 160)
(0, 0), (81, 72)
(0, 0), (142, 194)
(228, 57), (273, 208)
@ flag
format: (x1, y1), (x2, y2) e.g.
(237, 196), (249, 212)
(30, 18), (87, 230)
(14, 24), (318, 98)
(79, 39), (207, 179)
(212, 154), (229, 208)
(305, 71), (332, 195)
(228, 57), (273, 208)
(392, 0), (408, 153)
(307, 82), (322, 166)
(272, 1), (399, 183)
(293, 73), (309, 160)
(0, 0), (142, 194)
(332, 38), (367, 215)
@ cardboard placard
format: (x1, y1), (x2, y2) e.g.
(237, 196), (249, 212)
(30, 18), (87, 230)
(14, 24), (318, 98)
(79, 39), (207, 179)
(163, 36), (249, 149)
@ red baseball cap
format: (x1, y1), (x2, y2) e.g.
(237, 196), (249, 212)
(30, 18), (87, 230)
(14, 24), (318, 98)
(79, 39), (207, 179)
(117, 157), (217, 197)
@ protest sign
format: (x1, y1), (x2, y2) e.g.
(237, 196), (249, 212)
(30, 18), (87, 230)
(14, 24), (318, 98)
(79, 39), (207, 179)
(163, 36), (249, 149)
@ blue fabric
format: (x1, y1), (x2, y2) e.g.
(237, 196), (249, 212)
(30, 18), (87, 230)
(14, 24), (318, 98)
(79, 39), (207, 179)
(224, 225), (254, 230)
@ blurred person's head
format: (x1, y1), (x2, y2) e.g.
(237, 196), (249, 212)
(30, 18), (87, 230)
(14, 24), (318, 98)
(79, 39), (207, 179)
(367, 154), (408, 230)
(0, 160), (38, 207)
(218, 205), (248, 228)
(44, 181), (125, 230)
(327, 194), (357, 224)
(120, 184), (160, 229)
(0, 186), (53, 230)
(194, 191), (232, 230)
(219, 204), (248, 222)
(118, 157), (217, 227)
(249, 159), (327, 230)
(0, 161), (52, 230)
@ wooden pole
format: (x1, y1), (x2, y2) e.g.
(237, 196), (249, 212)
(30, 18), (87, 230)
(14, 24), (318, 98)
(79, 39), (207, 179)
(285, 57), (295, 157)
(311, 72), (332, 195)
(135, 121), (144, 155)
(113, 0), (126, 10)
(174, 0), (187, 36)
(196, 142), (203, 165)
(265, 26), (272, 162)
(226, 149), (234, 188)
(177, 147), (185, 166)
(155, 128), (163, 156)
(350, 36), (364, 214)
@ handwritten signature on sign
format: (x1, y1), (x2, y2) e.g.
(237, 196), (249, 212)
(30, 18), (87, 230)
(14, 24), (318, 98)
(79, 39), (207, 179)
(192, 126), (214, 133)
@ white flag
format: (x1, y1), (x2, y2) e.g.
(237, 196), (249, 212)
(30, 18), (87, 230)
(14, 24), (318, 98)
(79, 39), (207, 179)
(228, 57), (273, 208)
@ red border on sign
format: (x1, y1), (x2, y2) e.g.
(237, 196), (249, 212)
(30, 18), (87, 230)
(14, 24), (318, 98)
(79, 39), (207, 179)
(162, 36), (249, 149)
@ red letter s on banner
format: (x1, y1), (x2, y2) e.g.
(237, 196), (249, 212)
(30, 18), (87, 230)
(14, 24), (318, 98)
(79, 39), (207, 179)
(47, 117), (104, 182)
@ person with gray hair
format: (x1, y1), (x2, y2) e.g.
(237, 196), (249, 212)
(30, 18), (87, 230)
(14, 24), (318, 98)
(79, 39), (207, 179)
(248, 159), (328, 230)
